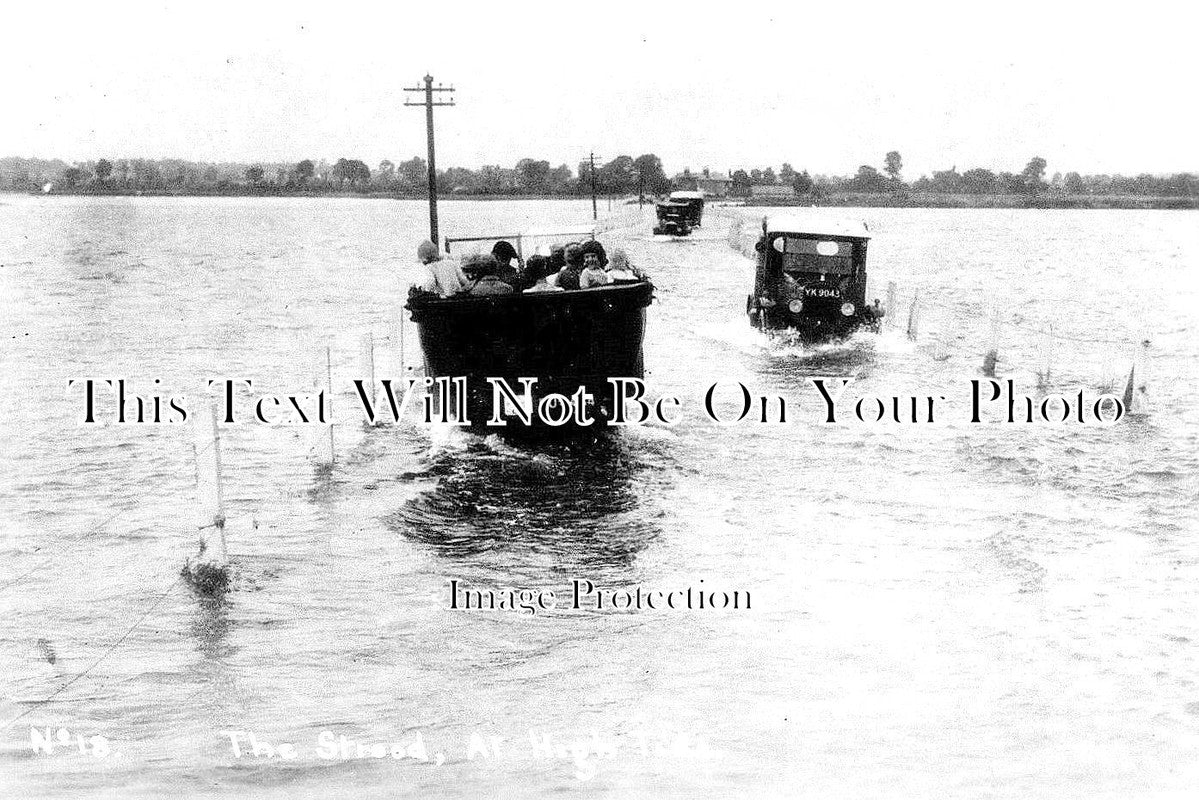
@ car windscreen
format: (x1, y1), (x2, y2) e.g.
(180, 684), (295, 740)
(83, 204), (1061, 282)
(772, 236), (855, 275)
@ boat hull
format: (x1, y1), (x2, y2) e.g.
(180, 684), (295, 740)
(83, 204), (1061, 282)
(406, 282), (653, 434)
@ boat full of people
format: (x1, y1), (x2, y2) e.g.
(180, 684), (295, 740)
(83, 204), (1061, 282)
(405, 228), (653, 435)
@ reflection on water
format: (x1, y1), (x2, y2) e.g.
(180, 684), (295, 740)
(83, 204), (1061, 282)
(388, 436), (662, 570)
(187, 590), (234, 662)
(180, 589), (240, 719)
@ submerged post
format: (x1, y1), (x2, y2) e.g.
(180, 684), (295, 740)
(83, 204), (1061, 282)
(359, 332), (376, 425)
(906, 291), (920, 340)
(1038, 325), (1055, 388)
(400, 314), (410, 376)
(325, 346), (335, 463)
(185, 398), (229, 592)
(590, 152), (599, 221)
(1123, 339), (1150, 415)
(311, 345), (335, 468)
(983, 305), (1001, 376)
(404, 75), (455, 246)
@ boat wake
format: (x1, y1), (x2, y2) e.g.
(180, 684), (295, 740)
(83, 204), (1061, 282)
(384, 432), (665, 569)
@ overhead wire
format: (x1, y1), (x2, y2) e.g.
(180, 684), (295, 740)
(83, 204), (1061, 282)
(2, 574), (183, 731)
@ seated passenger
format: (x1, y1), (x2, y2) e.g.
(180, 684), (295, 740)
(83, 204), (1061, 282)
(465, 254), (514, 296)
(578, 240), (610, 288)
(416, 239), (469, 297)
(555, 243), (585, 290)
(581, 239), (607, 265)
(547, 244), (566, 274)
(461, 251), (496, 282)
(606, 248), (645, 282)
(522, 255), (565, 293)
(491, 240), (524, 288)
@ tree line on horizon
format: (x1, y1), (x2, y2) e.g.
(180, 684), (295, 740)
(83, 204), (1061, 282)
(0, 154), (673, 197)
(831, 153), (1199, 198)
(0, 152), (1196, 198)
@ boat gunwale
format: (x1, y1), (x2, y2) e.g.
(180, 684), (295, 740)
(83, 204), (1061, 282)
(405, 280), (653, 311)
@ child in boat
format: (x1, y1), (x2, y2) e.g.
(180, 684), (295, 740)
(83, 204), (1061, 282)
(605, 248), (643, 282)
(578, 240), (611, 288)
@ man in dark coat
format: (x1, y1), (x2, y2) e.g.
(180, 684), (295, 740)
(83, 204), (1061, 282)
(491, 240), (524, 289)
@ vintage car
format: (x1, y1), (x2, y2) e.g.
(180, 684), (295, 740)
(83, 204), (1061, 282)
(669, 190), (704, 227)
(746, 215), (884, 340)
(652, 200), (693, 236)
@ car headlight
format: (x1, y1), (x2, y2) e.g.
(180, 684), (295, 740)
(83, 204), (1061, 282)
(788, 299), (804, 313)
(841, 302), (855, 316)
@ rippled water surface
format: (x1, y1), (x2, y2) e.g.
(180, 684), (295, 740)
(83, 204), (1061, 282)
(1, 196), (1198, 798)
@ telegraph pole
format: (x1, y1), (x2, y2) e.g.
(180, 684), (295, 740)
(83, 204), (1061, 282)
(404, 75), (455, 247)
(589, 151), (599, 221)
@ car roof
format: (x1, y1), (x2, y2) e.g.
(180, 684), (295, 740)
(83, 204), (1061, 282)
(669, 191), (705, 200)
(765, 214), (870, 240)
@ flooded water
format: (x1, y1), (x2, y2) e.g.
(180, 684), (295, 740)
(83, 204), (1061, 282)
(1, 196), (1198, 798)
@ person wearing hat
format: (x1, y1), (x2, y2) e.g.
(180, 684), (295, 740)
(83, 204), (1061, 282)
(490, 240), (524, 289)
(416, 239), (468, 297)
(463, 253), (515, 296)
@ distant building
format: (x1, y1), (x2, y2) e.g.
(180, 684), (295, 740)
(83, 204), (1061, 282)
(750, 185), (797, 200)
(671, 168), (735, 198)
(698, 168), (734, 198)
(672, 170), (697, 191)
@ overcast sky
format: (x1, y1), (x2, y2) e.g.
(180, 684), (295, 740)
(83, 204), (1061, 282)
(3, 0), (1194, 178)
